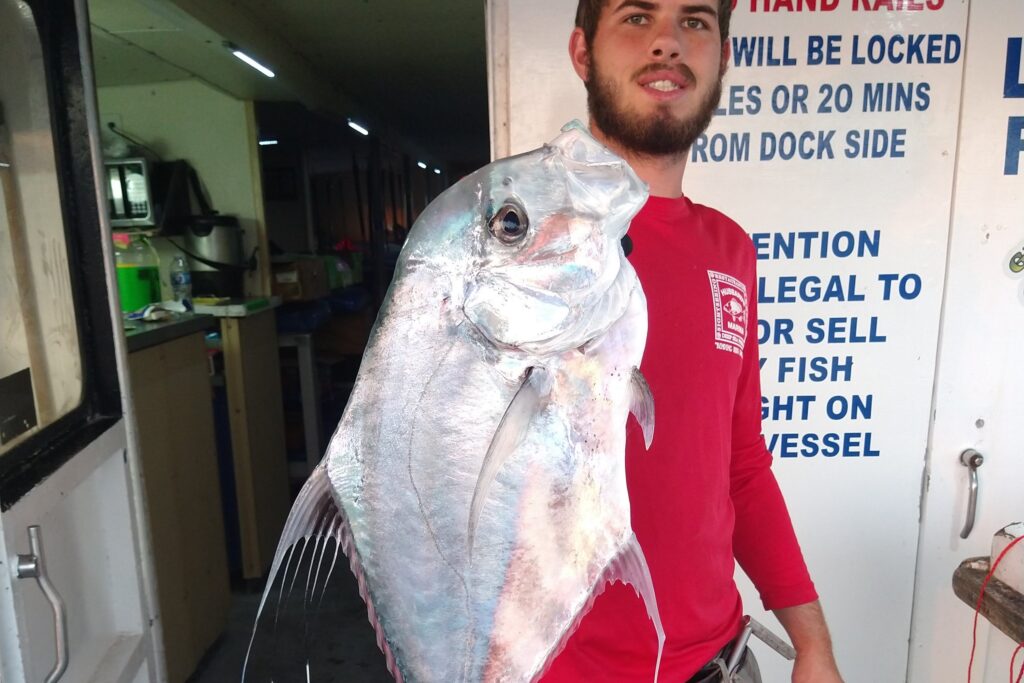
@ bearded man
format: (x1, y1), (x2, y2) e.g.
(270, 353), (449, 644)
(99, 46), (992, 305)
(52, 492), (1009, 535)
(540, 2), (845, 682)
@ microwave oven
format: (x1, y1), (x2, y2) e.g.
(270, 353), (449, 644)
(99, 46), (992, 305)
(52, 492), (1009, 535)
(104, 158), (154, 228)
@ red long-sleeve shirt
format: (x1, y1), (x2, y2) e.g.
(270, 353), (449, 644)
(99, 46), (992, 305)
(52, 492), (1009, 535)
(542, 195), (817, 682)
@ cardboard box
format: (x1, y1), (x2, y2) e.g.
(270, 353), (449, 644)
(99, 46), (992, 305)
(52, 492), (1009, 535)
(272, 258), (329, 302)
(314, 309), (376, 356)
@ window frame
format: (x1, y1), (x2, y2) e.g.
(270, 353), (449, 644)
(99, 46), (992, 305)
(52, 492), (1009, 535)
(0, 0), (122, 510)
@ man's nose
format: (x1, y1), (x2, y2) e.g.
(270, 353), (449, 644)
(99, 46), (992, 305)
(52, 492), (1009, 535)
(649, 20), (683, 60)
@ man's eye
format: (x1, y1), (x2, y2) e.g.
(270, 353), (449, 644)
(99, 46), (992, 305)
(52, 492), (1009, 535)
(683, 17), (708, 29)
(625, 14), (648, 25)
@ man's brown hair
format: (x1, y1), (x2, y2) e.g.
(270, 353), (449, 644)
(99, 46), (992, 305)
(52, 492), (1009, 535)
(575, 0), (733, 47)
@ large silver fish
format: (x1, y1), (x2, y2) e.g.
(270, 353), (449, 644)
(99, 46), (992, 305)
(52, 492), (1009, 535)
(245, 122), (664, 682)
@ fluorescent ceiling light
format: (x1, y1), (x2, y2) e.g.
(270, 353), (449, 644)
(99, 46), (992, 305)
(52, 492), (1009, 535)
(231, 49), (275, 78)
(348, 120), (369, 136)
(417, 161), (427, 170)
(434, 168), (442, 175)
(258, 139), (278, 146)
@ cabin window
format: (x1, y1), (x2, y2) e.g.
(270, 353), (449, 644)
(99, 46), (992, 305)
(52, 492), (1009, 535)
(0, 0), (84, 454)
(0, 0), (122, 507)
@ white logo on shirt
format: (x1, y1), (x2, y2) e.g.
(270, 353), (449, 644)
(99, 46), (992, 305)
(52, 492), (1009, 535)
(708, 270), (748, 357)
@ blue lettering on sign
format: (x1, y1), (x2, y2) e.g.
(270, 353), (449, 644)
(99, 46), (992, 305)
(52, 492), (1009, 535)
(862, 82), (931, 112)
(1005, 39), (1023, 175)
(878, 273), (922, 300)
(759, 275), (866, 303)
(1007, 117), (1024, 175)
(851, 33), (961, 65)
(752, 230), (881, 260)
(714, 85), (763, 116)
(805, 317), (886, 343)
(732, 36), (798, 67)
(758, 318), (795, 345)
(769, 432), (880, 458)
(772, 84), (811, 114)
(807, 34), (842, 66)
(825, 394), (873, 420)
(760, 130), (835, 160)
(691, 132), (752, 162)
(761, 395), (816, 421)
(1006, 38), (1024, 98)
(777, 355), (854, 382)
(844, 129), (907, 158)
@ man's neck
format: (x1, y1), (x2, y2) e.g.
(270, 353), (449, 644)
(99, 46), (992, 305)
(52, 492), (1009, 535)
(589, 122), (688, 199)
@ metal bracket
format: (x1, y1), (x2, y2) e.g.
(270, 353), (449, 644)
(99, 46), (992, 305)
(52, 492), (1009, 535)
(718, 616), (797, 680)
(16, 525), (68, 683)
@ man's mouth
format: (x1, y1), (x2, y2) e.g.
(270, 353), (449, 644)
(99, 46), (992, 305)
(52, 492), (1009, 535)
(645, 79), (682, 92)
(635, 66), (694, 96)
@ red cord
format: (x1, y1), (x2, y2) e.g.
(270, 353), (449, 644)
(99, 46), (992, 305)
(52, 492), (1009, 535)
(1013, 642), (1024, 683)
(967, 534), (1024, 683)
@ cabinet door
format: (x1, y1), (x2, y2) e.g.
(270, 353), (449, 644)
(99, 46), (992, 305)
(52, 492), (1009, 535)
(130, 334), (231, 683)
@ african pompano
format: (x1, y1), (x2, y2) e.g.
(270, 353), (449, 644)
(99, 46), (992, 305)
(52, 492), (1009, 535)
(244, 122), (664, 682)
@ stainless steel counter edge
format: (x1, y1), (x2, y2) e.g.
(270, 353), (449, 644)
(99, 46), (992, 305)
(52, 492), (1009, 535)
(125, 314), (218, 353)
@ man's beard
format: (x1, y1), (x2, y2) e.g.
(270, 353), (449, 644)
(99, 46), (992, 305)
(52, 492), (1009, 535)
(586, 57), (723, 158)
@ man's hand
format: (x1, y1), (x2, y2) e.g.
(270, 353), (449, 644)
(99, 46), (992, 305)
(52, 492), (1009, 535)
(791, 650), (843, 683)
(772, 601), (843, 683)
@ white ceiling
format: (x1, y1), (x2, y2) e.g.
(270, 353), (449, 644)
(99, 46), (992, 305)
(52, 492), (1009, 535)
(88, 0), (489, 167)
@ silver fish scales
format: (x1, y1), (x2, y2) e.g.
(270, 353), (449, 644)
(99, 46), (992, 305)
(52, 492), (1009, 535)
(244, 122), (665, 683)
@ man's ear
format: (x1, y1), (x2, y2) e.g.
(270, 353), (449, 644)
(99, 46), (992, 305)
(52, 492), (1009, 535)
(569, 27), (590, 82)
(720, 38), (731, 77)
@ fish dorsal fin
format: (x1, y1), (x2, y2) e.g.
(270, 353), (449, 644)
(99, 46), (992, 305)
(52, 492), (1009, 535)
(468, 366), (549, 555)
(630, 367), (655, 450)
(241, 465), (404, 682)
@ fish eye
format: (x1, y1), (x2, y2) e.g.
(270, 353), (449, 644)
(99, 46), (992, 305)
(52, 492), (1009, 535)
(489, 201), (529, 245)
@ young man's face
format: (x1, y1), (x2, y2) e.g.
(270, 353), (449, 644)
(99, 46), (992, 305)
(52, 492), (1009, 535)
(570, 0), (729, 157)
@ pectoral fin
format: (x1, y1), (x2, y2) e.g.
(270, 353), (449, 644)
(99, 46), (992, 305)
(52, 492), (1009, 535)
(630, 367), (655, 449)
(468, 367), (548, 555)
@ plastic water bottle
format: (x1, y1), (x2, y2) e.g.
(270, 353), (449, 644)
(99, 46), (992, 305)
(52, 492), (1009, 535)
(170, 254), (192, 303)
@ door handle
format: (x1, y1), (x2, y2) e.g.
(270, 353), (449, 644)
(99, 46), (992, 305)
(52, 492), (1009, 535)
(959, 449), (984, 539)
(16, 525), (69, 683)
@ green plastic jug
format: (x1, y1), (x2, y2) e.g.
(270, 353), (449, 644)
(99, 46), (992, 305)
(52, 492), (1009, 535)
(114, 234), (161, 312)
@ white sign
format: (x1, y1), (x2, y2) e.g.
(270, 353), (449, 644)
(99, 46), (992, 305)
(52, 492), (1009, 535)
(681, 5), (968, 679)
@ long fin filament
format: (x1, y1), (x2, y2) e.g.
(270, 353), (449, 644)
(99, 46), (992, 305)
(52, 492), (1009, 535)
(528, 534), (665, 683)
